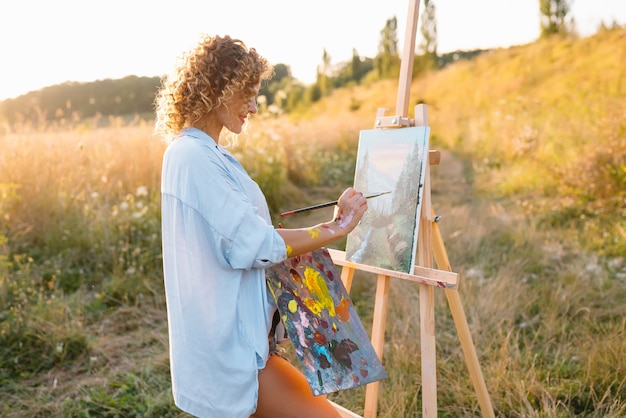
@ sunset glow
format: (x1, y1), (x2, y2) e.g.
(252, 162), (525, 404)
(1, 0), (625, 101)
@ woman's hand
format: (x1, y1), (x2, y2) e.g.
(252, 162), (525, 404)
(332, 187), (368, 234)
(276, 188), (368, 258)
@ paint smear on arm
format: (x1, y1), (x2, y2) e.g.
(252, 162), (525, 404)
(307, 228), (321, 239)
(336, 210), (355, 229)
(321, 224), (335, 235)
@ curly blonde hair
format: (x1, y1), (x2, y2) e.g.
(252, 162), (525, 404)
(154, 34), (274, 143)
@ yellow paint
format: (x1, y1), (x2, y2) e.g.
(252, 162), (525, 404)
(301, 266), (336, 317)
(288, 299), (298, 313)
(303, 297), (321, 315)
(307, 228), (321, 239)
(286, 245), (293, 257)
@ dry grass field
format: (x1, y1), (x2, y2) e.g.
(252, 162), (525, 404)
(1, 27), (625, 417)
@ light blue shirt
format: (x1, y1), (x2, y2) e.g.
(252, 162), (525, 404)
(161, 127), (287, 417)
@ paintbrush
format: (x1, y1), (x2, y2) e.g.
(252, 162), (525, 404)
(280, 191), (391, 217)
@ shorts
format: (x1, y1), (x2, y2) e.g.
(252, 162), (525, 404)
(268, 309), (288, 359)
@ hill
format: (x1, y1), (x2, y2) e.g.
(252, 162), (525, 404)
(295, 26), (626, 256)
(0, 75), (162, 127)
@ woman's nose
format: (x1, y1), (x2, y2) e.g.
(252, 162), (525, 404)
(248, 98), (258, 114)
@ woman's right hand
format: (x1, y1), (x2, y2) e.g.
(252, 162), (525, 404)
(276, 188), (368, 258)
(332, 187), (368, 234)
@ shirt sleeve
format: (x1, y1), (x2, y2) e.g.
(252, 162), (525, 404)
(163, 138), (287, 271)
(229, 213), (287, 269)
(208, 163), (287, 270)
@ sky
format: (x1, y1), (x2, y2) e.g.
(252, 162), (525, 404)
(0, 0), (625, 101)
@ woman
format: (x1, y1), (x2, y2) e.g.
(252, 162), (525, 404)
(154, 34), (367, 418)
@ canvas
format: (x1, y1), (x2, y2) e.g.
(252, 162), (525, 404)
(265, 248), (387, 395)
(345, 126), (430, 274)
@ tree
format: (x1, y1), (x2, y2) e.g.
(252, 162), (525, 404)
(374, 17), (401, 79)
(415, 0), (438, 75)
(539, 0), (571, 38)
(314, 48), (333, 98)
(418, 0), (438, 58)
(333, 49), (374, 87)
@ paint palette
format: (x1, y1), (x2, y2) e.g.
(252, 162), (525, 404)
(266, 248), (387, 395)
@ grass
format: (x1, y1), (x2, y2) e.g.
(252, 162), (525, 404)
(1, 27), (626, 417)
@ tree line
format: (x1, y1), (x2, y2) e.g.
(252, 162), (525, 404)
(0, 0), (595, 129)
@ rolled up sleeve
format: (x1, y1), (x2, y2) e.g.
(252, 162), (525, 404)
(228, 213), (287, 269)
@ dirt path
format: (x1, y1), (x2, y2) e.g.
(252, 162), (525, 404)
(431, 149), (472, 207)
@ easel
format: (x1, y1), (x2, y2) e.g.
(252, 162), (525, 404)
(326, 1), (495, 416)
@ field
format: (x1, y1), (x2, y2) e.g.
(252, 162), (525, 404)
(1, 28), (626, 417)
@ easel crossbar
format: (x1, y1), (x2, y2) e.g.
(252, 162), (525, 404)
(329, 400), (363, 418)
(327, 248), (457, 288)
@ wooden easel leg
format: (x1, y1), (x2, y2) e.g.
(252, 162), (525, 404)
(341, 266), (356, 293)
(432, 216), (495, 418)
(363, 274), (390, 418)
(419, 283), (438, 417)
(417, 162), (438, 417)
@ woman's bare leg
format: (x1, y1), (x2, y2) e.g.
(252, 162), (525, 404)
(252, 355), (341, 418)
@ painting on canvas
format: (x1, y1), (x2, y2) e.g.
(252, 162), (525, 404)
(265, 248), (387, 395)
(345, 126), (430, 274)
